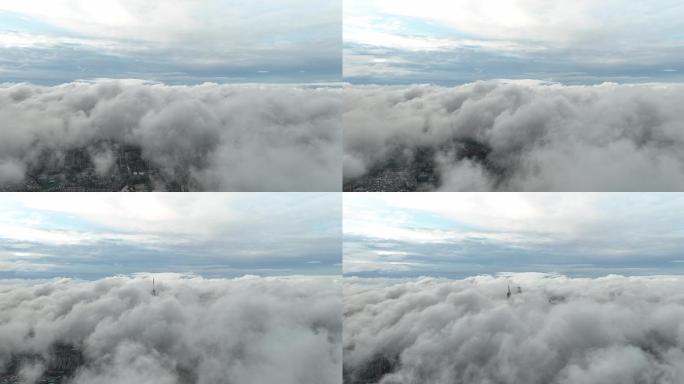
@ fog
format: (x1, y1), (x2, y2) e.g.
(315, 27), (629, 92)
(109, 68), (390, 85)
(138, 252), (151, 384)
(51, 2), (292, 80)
(344, 81), (684, 191)
(344, 274), (684, 384)
(0, 80), (341, 191)
(0, 275), (341, 384)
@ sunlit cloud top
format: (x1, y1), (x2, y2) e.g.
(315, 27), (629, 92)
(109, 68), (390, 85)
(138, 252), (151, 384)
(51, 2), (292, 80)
(344, 193), (684, 277)
(0, 193), (341, 279)
(344, 0), (684, 85)
(0, 0), (341, 84)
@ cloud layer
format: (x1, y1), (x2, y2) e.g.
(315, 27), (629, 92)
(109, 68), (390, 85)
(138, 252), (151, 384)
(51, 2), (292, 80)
(344, 0), (684, 84)
(344, 274), (684, 384)
(343, 193), (684, 277)
(0, 80), (341, 191)
(344, 81), (684, 191)
(0, 0), (341, 83)
(0, 193), (342, 278)
(0, 275), (341, 384)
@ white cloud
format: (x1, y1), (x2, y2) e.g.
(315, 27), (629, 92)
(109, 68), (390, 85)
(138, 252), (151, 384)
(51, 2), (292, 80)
(345, 28), (458, 52)
(0, 193), (341, 276)
(364, 0), (595, 43)
(347, 0), (683, 47)
(344, 1), (684, 83)
(343, 193), (684, 275)
(0, 0), (340, 82)
(13, 193), (239, 237)
(9, 192), (339, 238)
(378, 193), (600, 235)
(343, 192), (600, 245)
(0, 0), (338, 47)
(0, 1), (192, 39)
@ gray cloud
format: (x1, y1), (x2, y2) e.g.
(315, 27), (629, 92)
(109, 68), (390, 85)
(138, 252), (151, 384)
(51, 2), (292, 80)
(344, 274), (684, 384)
(0, 275), (341, 384)
(0, 158), (24, 184)
(0, 80), (341, 191)
(344, 81), (684, 191)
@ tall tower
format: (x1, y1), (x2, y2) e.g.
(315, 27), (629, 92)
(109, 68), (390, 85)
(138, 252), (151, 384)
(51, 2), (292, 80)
(152, 278), (157, 296)
(506, 283), (511, 299)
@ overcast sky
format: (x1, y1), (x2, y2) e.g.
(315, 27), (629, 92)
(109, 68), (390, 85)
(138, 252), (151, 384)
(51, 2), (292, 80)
(345, 0), (684, 85)
(0, 0), (340, 84)
(344, 193), (684, 278)
(0, 193), (341, 279)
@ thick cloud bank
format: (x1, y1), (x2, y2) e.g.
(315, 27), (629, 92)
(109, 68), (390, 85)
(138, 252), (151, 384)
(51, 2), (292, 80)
(344, 81), (684, 191)
(0, 275), (341, 384)
(344, 274), (684, 384)
(0, 81), (341, 191)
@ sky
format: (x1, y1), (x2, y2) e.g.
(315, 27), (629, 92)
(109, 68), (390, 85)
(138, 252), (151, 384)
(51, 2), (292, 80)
(344, 193), (684, 278)
(0, 0), (340, 84)
(0, 193), (342, 279)
(344, 0), (684, 85)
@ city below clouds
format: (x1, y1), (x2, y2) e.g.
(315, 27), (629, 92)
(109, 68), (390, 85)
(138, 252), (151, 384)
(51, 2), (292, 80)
(0, 80), (342, 191)
(344, 0), (684, 84)
(344, 193), (684, 277)
(344, 274), (684, 383)
(0, 275), (342, 384)
(343, 81), (684, 192)
(0, 193), (342, 279)
(0, 0), (341, 84)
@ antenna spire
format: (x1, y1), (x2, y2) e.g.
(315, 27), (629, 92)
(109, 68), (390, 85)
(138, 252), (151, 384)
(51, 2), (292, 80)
(152, 277), (157, 296)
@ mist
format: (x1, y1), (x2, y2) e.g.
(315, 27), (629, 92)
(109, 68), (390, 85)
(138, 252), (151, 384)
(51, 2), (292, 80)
(0, 80), (341, 191)
(344, 274), (684, 384)
(344, 81), (684, 191)
(0, 275), (342, 384)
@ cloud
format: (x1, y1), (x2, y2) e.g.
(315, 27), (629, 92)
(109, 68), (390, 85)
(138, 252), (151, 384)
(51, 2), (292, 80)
(0, 275), (342, 384)
(0, 0), (341, 83)
(0, 0), (338, 45)
(344, 1), (684, 83)
(0, 158), (24, 184)
(344, 81), (684, 191)
(0, 80), (341, 191)
(343, 193), (684, 277)
(0, 193), (342, 278)
(346, 193), (603, 236)
(8, 193), (339, 238)
(344, 274), (684, 384)
(352, 1), (595, 43)
(361, 0), (684, 46)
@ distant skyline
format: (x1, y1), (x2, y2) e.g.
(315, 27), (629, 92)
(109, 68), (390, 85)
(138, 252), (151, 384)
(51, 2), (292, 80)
(0, 193), (341, 279)
(345, 0), (684, 85)
(0, 0), (341, 84)
(344, 193), (684, 278)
